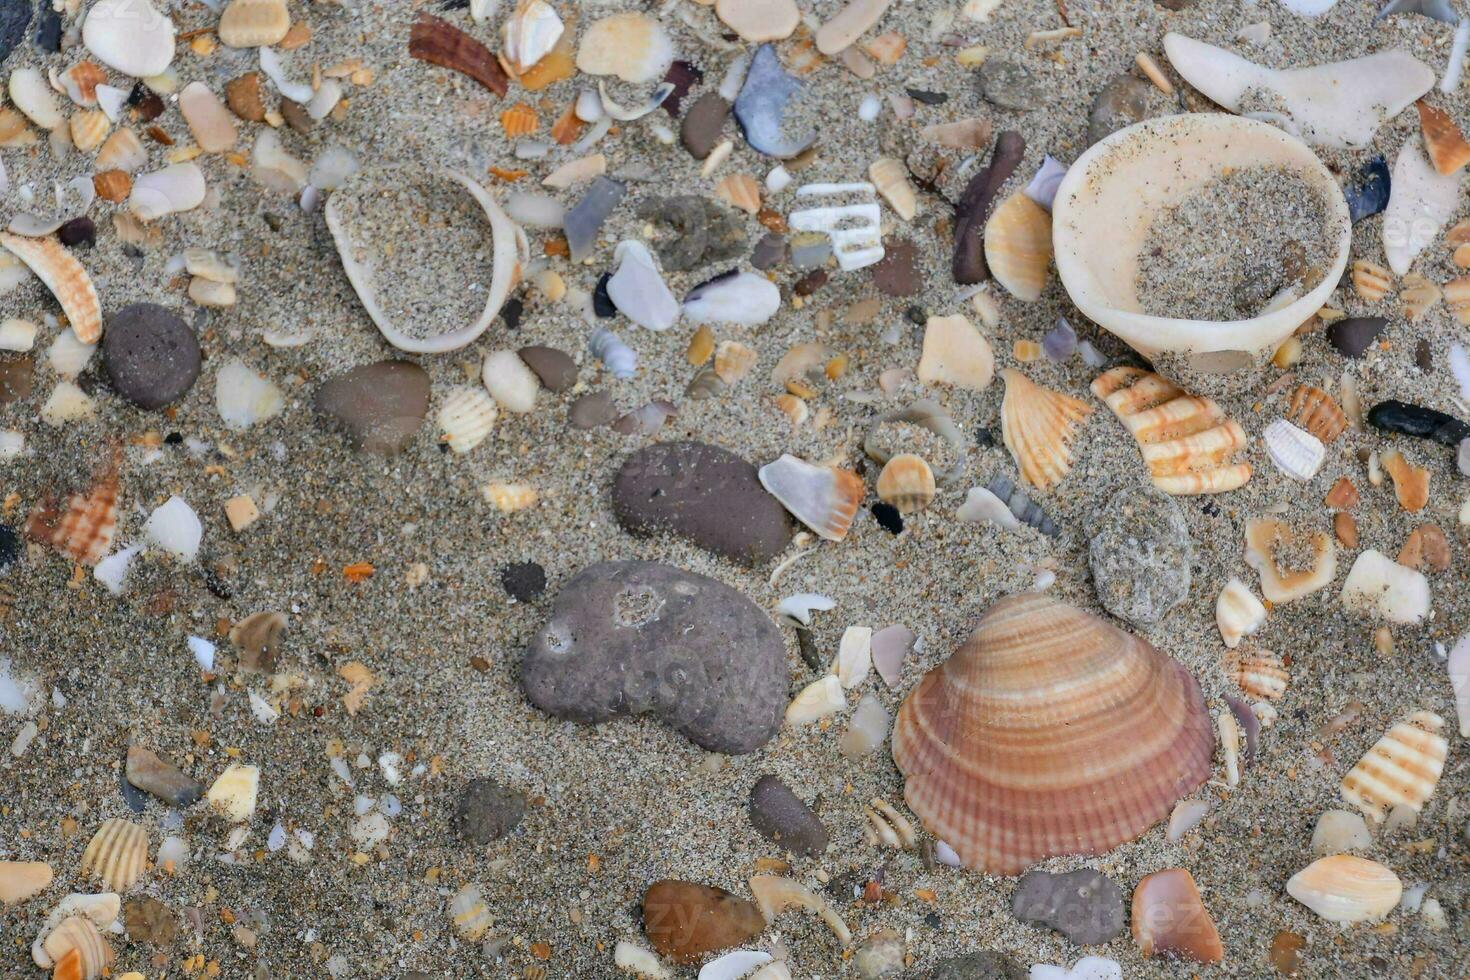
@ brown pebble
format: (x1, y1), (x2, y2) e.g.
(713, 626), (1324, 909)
(681, 92), (730, 160)
(124, 896), (178, 945)
(871, 237), (921, 297)
(1324, 477), (1359, 510)
(280, 97), (313, 134)
(1269, 929), (1306, 975)
(794, 269), (828, 296)
(0, 355), (32, 405)
(642, 880), (764, 964)
(1397, 524), (1450, 571)
(517, 345), (578, 392)
(1334, 511), (1358, 548)
(225, 73), (266, 122)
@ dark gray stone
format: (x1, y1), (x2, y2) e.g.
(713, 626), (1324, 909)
(569, 390), (617, 430)
(1328, 316), (1388, 358)
(1011, 868), (1127, 945)
(1088, 73), (1165, 146)
(0, 2), (29, 67)
(452, 777), (526, 843)
(518, 345), (577, 392)
(501, 561), (546, 602)
(924, 952), (1028, 979)
(979, 59), (1043, 111)
(314, 360), (430, 454)
(637, 196), (746, 272)
(748, 775), (828, 856)
(102, 303), (202, 409)
(612, 442), (792, 565)
(1088, 487), (1192, 629)
(521, 561), (788, 753)
(681, 91), (730, 160)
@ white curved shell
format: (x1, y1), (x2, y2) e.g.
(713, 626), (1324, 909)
(1384, 139), (1460, 276)
(1263, 419), (1326, 482)
(1287, 855), (1402, 923)
(758, 454), (864, 542)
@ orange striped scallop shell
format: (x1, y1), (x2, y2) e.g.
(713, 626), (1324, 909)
(499, 102), (539, 137)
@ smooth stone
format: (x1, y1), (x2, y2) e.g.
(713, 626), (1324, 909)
(102, 303), (202, 410)
(452, 777), (526, 843)
(1012, 868), (1127, 945)
(568, 390), (617, 429)
(612, 442), (793, 565)
(1087, 73), (1163, 146)
(1346, 154), (1391, 222)
(871, 237), (921, 296)
(980, 59), (1044, 110)
(751, 232), (786, 270)
(681, 92), (731, 160)
(953, 132), (1025, 284)
(716, 0), (800, 41)
(521, 561), (788, 753)
(125, 895), (178, 944)
(517, 345), (577, 392)
(126, 746), (203, 806)
(1366, 399), (1470, 446)
(0, 355), (32, 404)
(1327, 316), (1388, 357)
(923, 952), (1029, 979)
(314, 360), (430, 454)
(856, 929), (906, 979)
(748, 774), (829, 855)
(642, 880), (765, 964)
(1088, 487), (1192, 629)
(501, 561), (547, 601)
(0, 2), (30, 66)
(638, 195), (746, 272)
(734, 43), (816, 158)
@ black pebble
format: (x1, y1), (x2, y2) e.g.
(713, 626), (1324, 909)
(1327, 316), (1387, 358)
(119, 770), (149, 814)
(923, 912), (942, 929)
(905, 305), (926, 325)
(58, 216), (95, 248)
(1345, 155), (1390, 223)
(592, 273), (617, 317)
(0, 524), (18, 573)
(795, 627), (822, 672)
(976, 427), (995, 447)
(164, 432), (183, 445)
(32, 3), (59, 53)
(127, 83), (164, 121)
(872, 502), (903, 534)
(1415, 339), (1432, 372)
(203, 567), (233, 600)
(102, 303), (202, 410)
(905, 88), (948, 105)
(1366, 399), (1470, 446)
(661, 60), (703, 116)
(0, 1), (30, 64)
(501, 561), (546, 601)
(499, 296), (523, 330)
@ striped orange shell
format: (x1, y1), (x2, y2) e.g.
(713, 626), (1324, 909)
(41, 916), (113, 980)
(499, 102), (539, 137)
(1288, 385), (1346, 444)
(1340, 710), (1447, 821)
(0, 232), (102, 343)
(892, 593), (1215, 875)
(1000, 369), (1093, 490)
(80, 818), (149, 891)
(24, 451), (120, 566)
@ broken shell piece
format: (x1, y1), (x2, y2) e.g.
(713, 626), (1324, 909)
(0, 233), (102, 343)
(189, 278), (236, 308)
(1091, 367), (1251, 495)
(1399, 272), (1441, 321)
(714, 173), (761, 214)
(1244, 518), (1336, 603)
(1225, 649), (1288, 700)
(84, 0), (175, 78)
(0, 861), (51, 905)
(1218, 707), (1241, 786)
(1288, 386), (1347, 443)
(614, 941), (671, 979)
(876, 454), (935, 514)
(437, 387), (498, 454)
(576, 13), (673, 84)
(918, 314), (993, 391)
(143, 496), (202, 562)
(61, 62), (107, 107)
(409, 14), (509, 97)
(484, 482), (538, 512)
(833, 625), (873, 688)
(608, 240), (679, 331)
(713, 341), (757, 385)
(869, 157), (916, 221)
(1340, 549), (1431, 624)
(95, 129), (146, 172)
(984, 193), (1052, 302)
(1352, 259), (1393, 301)
(1166, 800), (1209, 841)
(130, 163), (207, 220)
(1000, 369), (1093, 490)
(759, 455), (864, 542)
(1380, 450), (1429, 511)
(1287, 855), (1402, 923)
(1311, 810), (1372, 855)
(80, 819), (148, 892)
(748, 875), (852, 945)
(178, 83), (238, 153)
(1340, 711), (1447, 821)
(215, 358), (284, 430)
(785, 674), (845, 726)
(956, 486), (1022, 532)
(788, 183), (884, 271)
(207, 763), (260, 822)
(1416, 99), (1470, 175)
(1384, 139), (1459, 275)
(448, 883), (492, 941)
(734, 44), (816, 159)
(840, 694), (890, 757)
(69, 111), (109, 153)
(24, 452), (119, 566)
(41, 382), (96, 425)
(1216, 578), (1266, 649)
(502, 0), (564, 75)
(1263, 419), (1326, 482)
(482, 349), (540, 413)
(36, 915), (114, 978)
(10, 69), (62, 130)
(1131, 868), (1223, 964)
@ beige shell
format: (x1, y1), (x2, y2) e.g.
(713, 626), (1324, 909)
(1287, 855), (1402, 923)
(1340, 710), (1447, 821)
(1351, 259), (1393, 302)
(1091, 367), (1251, 495)
(1000, 369), (1093, 490)
(1446, 274), (1470, 325)
(1244, 518), (1336, 603)
(0, 861), (52, 905)
(0, 232), (102, 343)
(917, 314), (993, 391)
(1224, 649), (1288, 700)
(1131, 868), (1223, 964)
(24, 450), (119, 566)
(713, 340), (757, 385)
(869, 157), (917, 221)
(983, 193), (1052, 302)
(863, 798), (917, 850)
(1288, 385), (1347, 444)
(773, 392), (808, 431)
(484, 482), (538, 512)
(68, 110), (109, 153)
(714, 173), (760, 214)
(40, 916), (114, 980)
(95, 128), (146, 173)
(891, 594), (1215, 874)
(1215, 577), (1265, 649)
(437, 387), (498, 454)
(80, 818), (149, 891)
(217, 0), (291, 48)
(876, 454), (935, 514)
(1398, 272), (1441, 321)
(448, 883), (493, 940)
(758, 454), (865, 542)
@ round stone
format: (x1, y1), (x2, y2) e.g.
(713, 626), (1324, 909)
(124, 895), (179, 944)
(748, 775), (829, 856)
(642, 880), (765, 964)
(1012, 868), (1127, 944)
(102, 304), (202, 410)
(1087, 73), (1166, 146)
(452, 777), (526, 844)
(314, 360), (430, 454)
(1087, 487), (1193, 630)
(517, 345), (577, 392)
(501, 561), (547, 602)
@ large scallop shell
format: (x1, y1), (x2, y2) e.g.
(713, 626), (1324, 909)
(1091, 366), (1251, 495)
(1340, 710), (1447, 822)
(1000, 369), (1093, 490)
(876, 454), (935, 514)
(0, 233), (102, 343)
(891, 593), (1215, 875)
(1244, 517), (1336, 603)
(37, 916), (113, 979)
(983, 193), (1052, 302)
(80, 818), (149, 891)
(24, 450), (120, 566)
(758, 454), (864, 542)
(1286, 855), (1402, 923)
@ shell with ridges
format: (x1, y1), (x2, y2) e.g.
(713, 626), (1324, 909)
(869, 157), (917, 221)
(1244, 517), (1336, 603)
(1340, 710), (1447, 821)
(437, 387), (498, 454)
(499, 102), (539, 137)
(24, 450), (119, 566)
(1091, 366), (1251, 495)
(983, 192), (1052, 302)
(218, 0), (292, 48)
(37, 916), (113, 978)
(79, 819), (149, 891)
(758, 454), (864, 542)
(876, 454), (935, 514)
(95, 128), (146, 172)
(714, 173), (761, 214)
(68, 111), (109, 153)
(1287, 855), (1402, 923)
(1215, 577), (1265, 649)
(0, 233), (102, 343)
(1000, 369), (1093, 490)
(891, 593), (1215, 875)
(713, 340), (757, 385)
(1263, 418), (1325, 482)
(1287, 385), (1346, 443)
(1224, 649), (1288, 699)
(1399, 272), (1441, 321)
(1352, 259), (1393, 302)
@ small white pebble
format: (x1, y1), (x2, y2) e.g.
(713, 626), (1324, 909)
(858, 93), (882, 121)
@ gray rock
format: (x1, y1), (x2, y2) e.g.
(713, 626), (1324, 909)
(568, 390), (617, 429)
(1011, 868), (1127, 945)
(612, 442), (793, 565)
(565, 177), (626, 263)
(314, 360), (430, 454)
(102, 303), (202, 409)
(924, 952), (1028, 980)
(636, 196), (746, 272)
(1088, 73), (1165, 146)
(1459, 437), (1470, 477)
(733, 43), (815, 158)
(748, 775), (828, 855)
(1088, 487), (1192, 629)
(521, 561), (788, 753)
(126, 746), (203, 806)
(979, 59), (1043, 111)
(452, 777), (526, 843)
(518, 345), (577, 392)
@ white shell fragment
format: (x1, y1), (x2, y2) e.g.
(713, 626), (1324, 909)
(1279, 0), (1340, 15)
(1311, 810), (1373, 855)
(438, 387), (498, 454)
(259, 46), (313, 104)
(1162, 33), (1433, 149)
(481, 349), (540, 414)
(1216, 578), (1266, 649)
(9, 69), (62, 130)
(1340, 549), (1431, 624)
(833, 626), (873, 689)
(48, 329), (96, 379)
(143, 496), (202, 562)
(758, 455), (862, 541)
(1449, 633), (1470, 737)
(789, 183), (885, 271)
(786, 674), (845, 726)
(84, 0), (177, 78)
(699, 950), (773, 980)
(1340, 711), (1447, 821)
(1263, 419), (1326, 481)
(683, 272), (781, 326)
(607, 240), (679, 331)
(1023, 155), (1068, 211)
(1029, 958), (1123, 980)
(130, 163), (207, 221)
(614, 941), (672, 979)
(252, 130), (308, 193)
(215, 358), (285, 430)
(576, 13), (674, 84)
(503, 0), (564, 75)
(0, 318), (36, 352)
(840, 693), (890, 758)
(1166, 799), (1210, 840)
(776, 593), (835, 627)
(957, 486), (1023, 531)
(1384, 139), (1460, 275)
(94, 544), (142, 595)
(41, 381), (95, 425)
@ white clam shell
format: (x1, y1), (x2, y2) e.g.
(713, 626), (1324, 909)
(215, 358), (284, 431)
(143, 495), (202, 562)
(83, 0), (176, 78)
(1215, 578), (1266, 649)
(683, 272), (781, 326)
(1263, 419), (1326, 481)
(8, 69), (62, 130)
(130, 163), (207, 221)
(1287, 855), (1402, 923)
(481, 349), (539, 414)
(1340, 549), (1431, 624)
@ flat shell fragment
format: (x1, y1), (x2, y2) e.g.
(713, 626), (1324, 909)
(207, 763), (260, 822)
(734, 44), (816, 159)
(1131, 869), (1222, 963)
(758, 455), (864, 542)
(918, 314), (993, 391)
(179, 83), (237, 153)
(1340, 711), (1447, 821)
(1340, 549), (1431, 623)
(577, 13), (673, 84)
(1263, 419), (1326, 481)
(1216, 578), (1266, 649)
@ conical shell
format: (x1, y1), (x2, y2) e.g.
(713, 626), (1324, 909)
(1091, 367), (1251, 495)
(0, 233), (102, 343)
(1287, 385), (1346, 443)
(891, 594), (1215, 875)
(40, 916), (113, 980)
(876, 454), (935, 514)
(1244, 517), (1336, 603)
(437, 387), (498, 454)
(1351, 259), (1393, 302)
(1131, 868), (1223, 964)
(1340, 711), (1447, 821)
(1224, 649), (1288, 700)
(1287, 855), (1402, 923)
(79, 818), (149, 891)
(983, 193), (1052, 302)
(217, 0), (291, 48)
(759, 455), (864, 542)
(1000, 369), (1093, 490)
(1416, 99), (1470, 176)
(24, 450), (120, 566)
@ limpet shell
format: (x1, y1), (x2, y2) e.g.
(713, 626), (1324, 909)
(1244, 517), (1336, 603)
(437, 387), (498, 454)
(984, 192), (1052, 302)
(876, 454), (935, 514)
(999, 369), (1093, 490)
(218, 0), (291, 49)
(758, 454), (864, 542)
(1340, 710), (1447, 821)
(80, 818), (149, 891)
(0, 232), (102, 343)
(1224, 649), (1288, 699)
(1287, 855), (1402, 923)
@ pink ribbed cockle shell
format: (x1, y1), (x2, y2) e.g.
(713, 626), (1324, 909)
(891, 593), (1214, 875)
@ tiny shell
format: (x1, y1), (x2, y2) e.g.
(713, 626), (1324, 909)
(41, 382), (96, 425)
(1263, 419), (1326, 481)
(1340, 549), (1431, 624)
(68, 111), (109, 153)
(95, 128), (146, 172)
(1000, 369), (1093, 489)
(714, 173), (761, 214)
(748, 875), (852, 945)
(1380, 449), (1429, 510)
(876, 454), (935, 513)
(1416, 99), (1470, 174)
(577, 13), (674, 84)
(449, 883), (493, 940)
(918, 314), (993, 390)
(502, 0), (565, 75)
(482, 349), (540, 413)
(786, 674), (845, 725)
(864, 798), (916, 850)
(869, 157), (917, 221)
(833, 625), (873, 688)
(207, 763), (259, 822)
(143, 495), (202, 562)
(24, 451), (119, 566)
(218, 0), (291, 48)
(499, 102), (539, 137)
(178, 83), (238, 153)
(758, 454), (865, 541)
(38, 916), (113, 980)
(215, 358), (284, 430)
(1131, 868), (1223, 963)
(46, 328), (96, 380)
(713, 340), (757, 385)
(484, 482), (538, 512)
(1218, 707), (1240, 786)
(0, 233), (102, 343)
(189, 278), (236, 308)
(1340, 710), (1447, 821)
(1399, 272), (1441, 320)
(1287, 855), (1402, 923)
(1166, 800), (1209, 841)
(1215, 578), (1266, 649)
(80, 819), (149, 891)
(9, 68), (62, 130)
(1352, 259), (1393, 302)
(1244, 518), (1336, 603)
(984, 193), (1052, 301)
(1288, 385), (1346, 443)
(437, 387), (498, 454)
(1225, 649), (1288, 700)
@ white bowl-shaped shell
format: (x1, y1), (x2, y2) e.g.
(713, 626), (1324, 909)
(1287, 855), (1402, 923)
(892, 593), (1215, 875)
(1340, 711), (1447, 822)
(1263, 418), (1325, 482)
(80, 819), (149, 892)
(1053, 115), (1350, 387)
